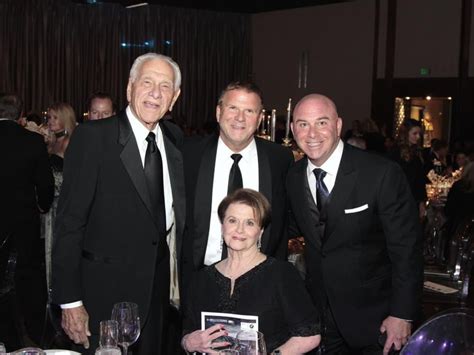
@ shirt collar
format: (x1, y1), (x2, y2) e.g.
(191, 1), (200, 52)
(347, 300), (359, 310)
(217, 136), (257, 161)
(126, 105), (160, 142)
(307, 139), (344, 178)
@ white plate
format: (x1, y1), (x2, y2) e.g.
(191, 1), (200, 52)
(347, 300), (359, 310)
(44, 350), (81, 355)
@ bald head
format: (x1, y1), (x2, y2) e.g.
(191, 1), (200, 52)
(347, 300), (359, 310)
(291, 93), (342, 166)
(293, 94), (339, 119)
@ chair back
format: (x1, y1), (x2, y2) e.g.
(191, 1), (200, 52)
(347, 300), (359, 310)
(400, 308), (474, 354)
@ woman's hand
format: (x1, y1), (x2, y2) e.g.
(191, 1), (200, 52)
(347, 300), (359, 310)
(182, 324), (230, 354)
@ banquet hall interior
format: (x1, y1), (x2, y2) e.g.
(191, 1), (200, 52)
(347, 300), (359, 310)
(1, 0), (474, 352)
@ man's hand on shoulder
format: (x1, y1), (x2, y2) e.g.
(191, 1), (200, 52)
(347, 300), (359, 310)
(62, 306), (91, 349)
(380, 316), (411, 354)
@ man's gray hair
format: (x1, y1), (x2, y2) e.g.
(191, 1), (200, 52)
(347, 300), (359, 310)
(129, 53), (182, 90)
(0, 93), (23, 120)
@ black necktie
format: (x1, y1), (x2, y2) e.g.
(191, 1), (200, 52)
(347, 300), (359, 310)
(313, 168), (330, 213)
(144, 132), (166, 238)
(227, 154), (243, 194)
(222, 153), (243, 259)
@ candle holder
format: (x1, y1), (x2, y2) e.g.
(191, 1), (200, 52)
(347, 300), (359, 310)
(282, 137), (292, 147)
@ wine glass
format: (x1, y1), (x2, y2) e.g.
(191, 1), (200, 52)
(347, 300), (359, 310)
(236, 330), (266, 355)
(218, 350), (240, 355)
(111, 302), (140, 355)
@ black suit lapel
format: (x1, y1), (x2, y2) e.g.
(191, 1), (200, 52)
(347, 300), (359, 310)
(193, 135), (218, 268)
(256, 139), (272, 252)
(160, 121), (185, 258)
(118, 113), (158, 230)
(325, 144), (357, 238)
(292, 158), (322, 250)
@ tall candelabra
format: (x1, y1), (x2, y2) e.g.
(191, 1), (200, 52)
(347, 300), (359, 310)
(282, 98), (292, 147)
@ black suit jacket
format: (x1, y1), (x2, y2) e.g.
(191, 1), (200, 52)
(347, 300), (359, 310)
(51, 112), (185, 334)
(0, 120), (54, 258)
(286, 143), (423, 348)
(182, 135), (293, 283)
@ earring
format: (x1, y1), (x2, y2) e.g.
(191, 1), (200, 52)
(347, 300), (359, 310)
(257, 237), (261, 250)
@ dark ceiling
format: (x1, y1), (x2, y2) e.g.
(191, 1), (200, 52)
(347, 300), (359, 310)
(75, 0), (351, 13)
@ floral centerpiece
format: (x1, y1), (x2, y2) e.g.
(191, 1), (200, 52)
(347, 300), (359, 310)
(426, 167), (463, 201)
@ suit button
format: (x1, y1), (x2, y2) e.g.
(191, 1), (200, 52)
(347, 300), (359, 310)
(321, 252), (326, 258)
(152, 241), (157, 246)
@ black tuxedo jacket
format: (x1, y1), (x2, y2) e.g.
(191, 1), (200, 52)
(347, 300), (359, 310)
(0, 120), (54, 254)
(51, 112), (185, 334)
(182, 134), (293, 283)
(286, 143), (423, 348)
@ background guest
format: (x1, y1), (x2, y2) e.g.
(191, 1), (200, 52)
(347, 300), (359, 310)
(182, 189), (320, 354)
(342, 119), (362, 141)
(452, 150), (470, 171)
(361, 117), (385, 154)
(445, 162), (474, 231)
(425, 139), (451, 176)
(46, 102), (76, 157)
(0, 93), (54, 349)
(347, 136), (367, 150)
(395, 118), (428, 220)
(86, 92), (116, 121)
(43, 102), (77, 290)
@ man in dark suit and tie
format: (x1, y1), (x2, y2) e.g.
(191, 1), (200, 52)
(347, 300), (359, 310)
(0, 93), (54, 347)
(52, 53), (185, 355)
(182, 82), (293, 296)
(287, 94), (423, 354)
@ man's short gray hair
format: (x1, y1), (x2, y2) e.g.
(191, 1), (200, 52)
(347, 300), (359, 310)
(129, 53), (181, 90)
(0, 93), (23, 120)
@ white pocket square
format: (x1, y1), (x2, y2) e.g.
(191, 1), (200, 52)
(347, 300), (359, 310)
(344, 204), (369, 214)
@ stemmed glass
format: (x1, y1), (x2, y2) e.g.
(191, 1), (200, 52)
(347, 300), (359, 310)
(236, 330), (267, 355)
(111, 302), (141, 355)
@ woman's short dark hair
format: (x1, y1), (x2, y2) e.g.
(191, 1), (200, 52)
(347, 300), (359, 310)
(217, 188), (271, 229)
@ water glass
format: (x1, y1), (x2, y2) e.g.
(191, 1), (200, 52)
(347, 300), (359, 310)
(236, 330), (266, 355)
(218, 350), (240, 355)
(95, 348), (121, 355)
(99, 320), (119, 348)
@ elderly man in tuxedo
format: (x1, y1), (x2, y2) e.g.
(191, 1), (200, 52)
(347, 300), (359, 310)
(52, 53), (185, 355)
(182, 81), (294, 300)
(287, 94), (423, 354)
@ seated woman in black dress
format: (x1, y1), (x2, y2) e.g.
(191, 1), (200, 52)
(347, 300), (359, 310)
(181, 188), (321, 354)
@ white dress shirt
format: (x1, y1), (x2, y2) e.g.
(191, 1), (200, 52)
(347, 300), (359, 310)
(203, 137), (259, 265)
(306, 139), (344, 205)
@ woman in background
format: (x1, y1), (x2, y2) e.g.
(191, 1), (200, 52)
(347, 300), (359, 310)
(43, 102), (76, 290)
(395, 118), (427, 220)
